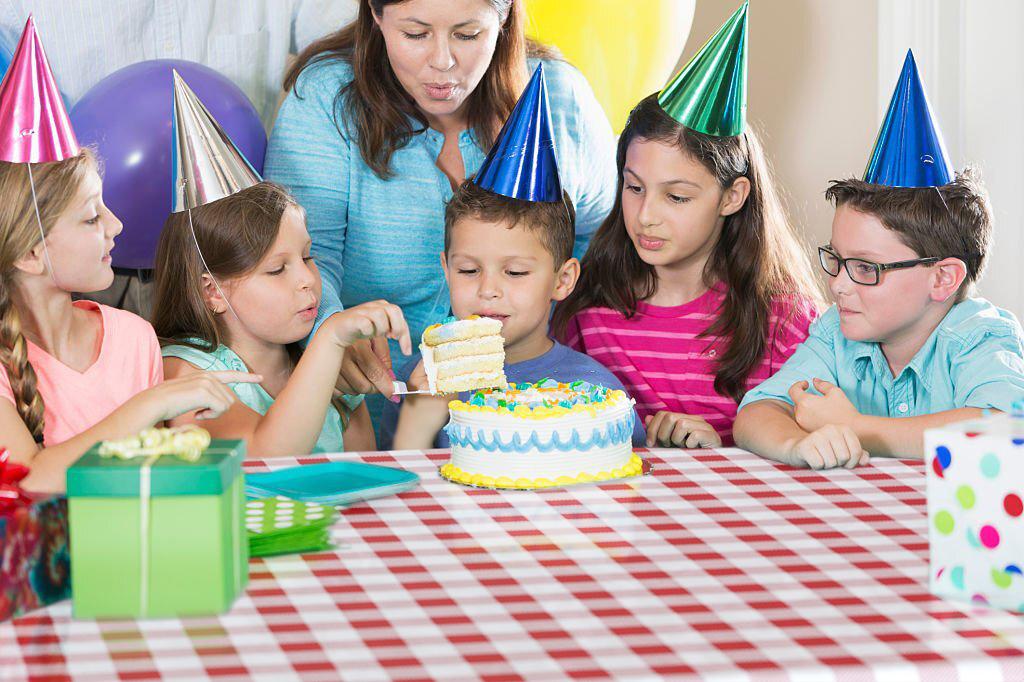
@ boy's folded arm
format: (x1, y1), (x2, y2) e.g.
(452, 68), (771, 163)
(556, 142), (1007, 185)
(733, 399), (808, 466)
(737, 310), (840, 414)
(851, 408), (988, 459)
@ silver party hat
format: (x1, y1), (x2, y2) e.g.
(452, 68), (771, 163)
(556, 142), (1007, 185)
(171, 70), (260, 212)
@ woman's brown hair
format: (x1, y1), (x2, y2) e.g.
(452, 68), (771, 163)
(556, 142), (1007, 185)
(284, 0), (556, 179)
(552, 95), (824, 404)
(0, 150), (97, 443)
(152, 182), (352, 427)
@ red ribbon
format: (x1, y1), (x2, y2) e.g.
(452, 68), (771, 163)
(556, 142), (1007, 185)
(0, 447), (32, 515)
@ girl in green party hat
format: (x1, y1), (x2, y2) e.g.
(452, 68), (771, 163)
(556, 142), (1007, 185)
(553, 3), (823, 449)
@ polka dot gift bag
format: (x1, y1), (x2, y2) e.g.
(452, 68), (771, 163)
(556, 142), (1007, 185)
(926, 405), (1024, 611)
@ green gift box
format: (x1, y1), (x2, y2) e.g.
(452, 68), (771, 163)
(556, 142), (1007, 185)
(67, 439), (248, 619)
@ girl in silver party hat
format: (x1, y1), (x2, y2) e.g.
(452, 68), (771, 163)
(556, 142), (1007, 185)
(152, 73), (411, 456)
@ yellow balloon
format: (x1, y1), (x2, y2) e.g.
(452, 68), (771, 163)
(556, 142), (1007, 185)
(525, 0), (695, 132)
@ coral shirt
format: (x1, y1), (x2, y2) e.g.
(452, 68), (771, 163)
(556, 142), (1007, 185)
(561, 287), (816, 445)
(0, 301), (163, 446)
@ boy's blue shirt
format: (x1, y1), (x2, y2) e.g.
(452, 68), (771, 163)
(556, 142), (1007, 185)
(739, 298), (1024, 417)
(380, 340), (648, 449)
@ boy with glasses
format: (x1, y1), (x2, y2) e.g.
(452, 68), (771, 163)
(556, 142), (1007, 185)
(734, 170), (1024, 467)
(734, 53), (1024, 469)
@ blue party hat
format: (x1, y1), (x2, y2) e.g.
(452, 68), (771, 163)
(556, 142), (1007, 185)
(863, 50), (953, 188)
(473, 63), (561, 202)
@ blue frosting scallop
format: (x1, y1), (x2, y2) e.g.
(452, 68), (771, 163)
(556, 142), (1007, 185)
(444, 413), (635, 453)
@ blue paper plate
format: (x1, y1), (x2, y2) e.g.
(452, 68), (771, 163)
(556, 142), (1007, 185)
(245, 461), (419, 506)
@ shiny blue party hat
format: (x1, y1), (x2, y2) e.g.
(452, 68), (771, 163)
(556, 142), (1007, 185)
(473, 63), (561, 202)
(863, 50), (953, 188)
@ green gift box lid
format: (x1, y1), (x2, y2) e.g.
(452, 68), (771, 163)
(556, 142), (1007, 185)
(67, 439), (246, 498)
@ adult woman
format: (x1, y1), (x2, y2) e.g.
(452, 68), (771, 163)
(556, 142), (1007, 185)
(264, 0), (616, 434)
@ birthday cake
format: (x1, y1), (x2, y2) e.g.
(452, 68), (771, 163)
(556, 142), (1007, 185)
(421, 315), (507, 394)
(439, 379), (641, 489)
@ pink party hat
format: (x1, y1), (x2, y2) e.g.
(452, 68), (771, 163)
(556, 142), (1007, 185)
(0, 15), (79, 163)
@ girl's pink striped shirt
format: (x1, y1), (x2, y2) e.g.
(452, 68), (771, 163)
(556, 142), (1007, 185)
(560, 286), (817, 445)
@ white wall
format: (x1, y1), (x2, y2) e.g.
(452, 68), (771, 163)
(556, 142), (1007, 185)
(878, 0), (1024, 318)
(682, 0), (879, 270)
(682, 0), (1023, 319)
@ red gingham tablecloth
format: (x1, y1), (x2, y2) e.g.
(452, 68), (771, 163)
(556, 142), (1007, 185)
(3, 448), (1024, 681)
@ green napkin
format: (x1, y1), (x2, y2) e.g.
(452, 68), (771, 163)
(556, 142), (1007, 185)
(245, 496), (338, 558)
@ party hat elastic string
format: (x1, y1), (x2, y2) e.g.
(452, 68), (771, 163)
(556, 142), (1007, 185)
(26, 164), (56, 281)
(185, 208), (241, 324)
(170, 70), (260, 326)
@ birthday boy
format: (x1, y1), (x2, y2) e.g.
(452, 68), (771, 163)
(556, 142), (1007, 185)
(379, 65), (645, 450)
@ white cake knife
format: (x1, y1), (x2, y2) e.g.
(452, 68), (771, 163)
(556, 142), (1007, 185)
(391, 380), (435, 396)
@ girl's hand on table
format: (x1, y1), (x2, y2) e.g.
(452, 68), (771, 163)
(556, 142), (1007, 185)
(644, 411), (722, 449)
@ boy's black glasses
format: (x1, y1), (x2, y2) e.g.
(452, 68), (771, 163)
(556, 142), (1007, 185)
(817, 246), (941, 286)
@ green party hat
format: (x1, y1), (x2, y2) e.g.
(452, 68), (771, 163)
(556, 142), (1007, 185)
(658, 1), (748, 137)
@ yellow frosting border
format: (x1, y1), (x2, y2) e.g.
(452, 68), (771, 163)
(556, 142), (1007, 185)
(448, 387), (631, 420)
(439, 453), (644, 490)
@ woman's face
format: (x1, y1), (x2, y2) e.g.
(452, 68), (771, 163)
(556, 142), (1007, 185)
(375, 0), (502, 128)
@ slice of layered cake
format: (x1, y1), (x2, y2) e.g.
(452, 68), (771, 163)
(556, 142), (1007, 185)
(421, 316), (508, 394)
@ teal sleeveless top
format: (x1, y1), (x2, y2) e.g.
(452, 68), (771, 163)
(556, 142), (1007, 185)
(162, 342), (362, 454)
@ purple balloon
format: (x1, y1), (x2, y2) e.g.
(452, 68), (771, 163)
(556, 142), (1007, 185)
(70, 60), (266, 269)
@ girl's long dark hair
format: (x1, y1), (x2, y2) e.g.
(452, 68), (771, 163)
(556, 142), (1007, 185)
(552, 95), (823, 403)
(284, 0), (556, 179)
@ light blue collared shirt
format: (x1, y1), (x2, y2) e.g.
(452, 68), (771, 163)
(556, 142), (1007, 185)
(738, 298), (1024, 417)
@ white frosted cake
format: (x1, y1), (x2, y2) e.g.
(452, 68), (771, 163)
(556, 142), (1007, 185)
(421, 316), (507, 394)
(439, 379), (641, 489)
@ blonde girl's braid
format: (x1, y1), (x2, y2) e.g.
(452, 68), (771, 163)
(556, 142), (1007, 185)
(0, 275), (45, 442)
